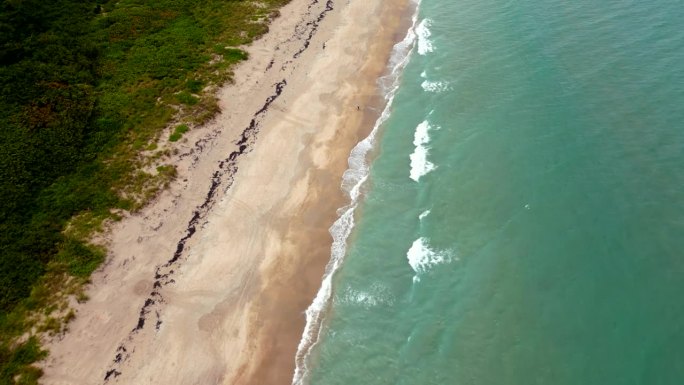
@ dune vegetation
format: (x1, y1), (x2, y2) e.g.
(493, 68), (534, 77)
(0, 0), (288, 382)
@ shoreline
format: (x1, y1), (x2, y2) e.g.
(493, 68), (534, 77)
(39, 0), (411, 383)
(242, 2), (415, 382)
(292, 2), (422, 381)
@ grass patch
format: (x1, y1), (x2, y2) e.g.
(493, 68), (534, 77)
(0, 337), (47, 385)
(186, 80), (204, 93)
(175, 92), (199, 106)
(213, 45), (250, 63)
(169, 124), (190, 142)
(56, 238), (105, 278)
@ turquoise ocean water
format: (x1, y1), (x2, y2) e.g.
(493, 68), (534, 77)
(295, 0), (684, 383)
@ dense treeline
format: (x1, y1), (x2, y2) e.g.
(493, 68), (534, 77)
(0, 0), (286, 382)
(0, 0), (104, 311)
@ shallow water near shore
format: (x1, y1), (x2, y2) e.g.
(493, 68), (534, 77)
(298, 0), (684, 383)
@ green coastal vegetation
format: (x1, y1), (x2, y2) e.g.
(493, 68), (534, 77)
(0, 0), (287, 382)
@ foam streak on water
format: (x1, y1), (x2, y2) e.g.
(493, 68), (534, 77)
(421, 79), (450, 93)
(420, 70), (451, 93)
(291, 2), (423, 383)
(409, 120), (436, 181)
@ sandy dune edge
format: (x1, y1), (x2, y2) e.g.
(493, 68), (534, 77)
(40, 0), (410, 383)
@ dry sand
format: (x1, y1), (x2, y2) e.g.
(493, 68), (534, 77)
(40, 0), (411, 383)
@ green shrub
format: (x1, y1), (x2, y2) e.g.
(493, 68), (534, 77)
(169, 124), (190, 142)
(186, 80), (204, 93)
(224, 48), (249, 63)
(175, 124), (190, 134)
(56, 238), (105, 278)
(0, 337), (47, 385)
(175, 92), (199, 105)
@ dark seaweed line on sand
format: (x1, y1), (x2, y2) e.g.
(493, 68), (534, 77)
(293, 0), (334, 59)
(103, 80), (286, 382)
(103, 0), (335, 380)
(270, 0), (333, 71)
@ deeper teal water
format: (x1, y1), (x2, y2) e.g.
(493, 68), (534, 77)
(301, 0), (684, 384)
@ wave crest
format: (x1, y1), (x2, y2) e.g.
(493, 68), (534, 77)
(416, 18), (434, 55)
(407, 237), (454, 279)
(409, 120), (436, 181)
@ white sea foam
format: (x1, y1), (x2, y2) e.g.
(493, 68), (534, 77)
(406, 237), (453, 276)
(338, 284), (395, 309)
(409, 120), (436, 181)
(416, 18), (434, 55)
(292, 2), (423, 384)
(419, 209), (430, 220)
(342, 289), (379, 307)
(421, 79), (451, 93)
(420, 69), (451, 93)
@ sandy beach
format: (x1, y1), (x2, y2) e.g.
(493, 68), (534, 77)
(39, 0), (410, 384)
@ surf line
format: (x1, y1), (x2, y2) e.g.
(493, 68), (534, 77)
(291, 0), (424, 382)
(102, 0), (340, 381)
